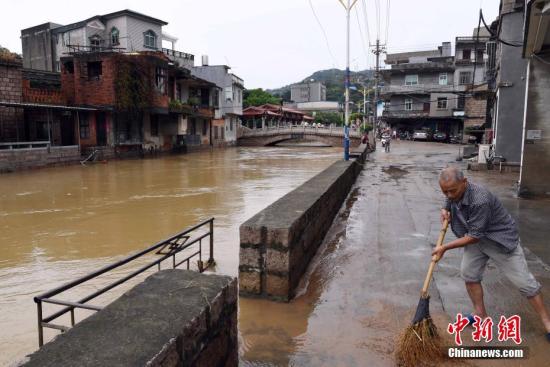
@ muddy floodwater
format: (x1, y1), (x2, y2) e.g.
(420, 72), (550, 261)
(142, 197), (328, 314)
(0, 146), (341, 366)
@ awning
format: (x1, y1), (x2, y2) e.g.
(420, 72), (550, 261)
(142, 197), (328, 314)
(0, 101), (97, 111)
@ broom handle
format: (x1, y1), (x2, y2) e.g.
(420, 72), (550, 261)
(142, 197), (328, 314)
(421, 219), (449, 296)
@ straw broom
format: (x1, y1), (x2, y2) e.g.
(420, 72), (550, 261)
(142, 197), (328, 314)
(395, 219), (449, 367)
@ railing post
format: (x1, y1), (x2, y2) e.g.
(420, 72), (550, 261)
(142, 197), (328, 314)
(209, 219), (214, 264)
(37, 300), (44, 347)
(70, 308), (75, 326)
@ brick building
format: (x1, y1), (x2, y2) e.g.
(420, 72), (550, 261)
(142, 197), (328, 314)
(59, 49), (217, 157)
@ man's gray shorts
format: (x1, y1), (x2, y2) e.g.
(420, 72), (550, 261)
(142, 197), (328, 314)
(460, 240), (542, 298)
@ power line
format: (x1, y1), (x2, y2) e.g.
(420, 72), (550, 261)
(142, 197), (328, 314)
(355, 7), (370, 67)
(384, 0), (391, 45)
(307, 0), (339, 67)
(360, 0), (371, 46)
(374, 0), (380, 40)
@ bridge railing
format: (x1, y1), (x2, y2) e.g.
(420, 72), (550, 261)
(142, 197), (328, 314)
(240, 125), (362, 138)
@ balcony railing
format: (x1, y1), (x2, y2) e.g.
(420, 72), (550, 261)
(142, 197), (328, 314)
(384, 109), (430, 119)
(162, 48), (194, 61)
(381, 84), (457, 94)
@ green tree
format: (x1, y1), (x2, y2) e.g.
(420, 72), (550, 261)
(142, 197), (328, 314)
(243, 89), (281, 107)
(314, 112), (343, 126)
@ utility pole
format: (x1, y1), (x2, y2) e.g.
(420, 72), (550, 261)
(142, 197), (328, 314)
(339, 0), (358, 161)
(371, 39), (386, 139)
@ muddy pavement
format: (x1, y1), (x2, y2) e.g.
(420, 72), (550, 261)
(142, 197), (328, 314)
(241, 140), (550, 366)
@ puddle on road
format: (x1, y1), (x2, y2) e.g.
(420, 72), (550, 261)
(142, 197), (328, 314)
(382, 165), (409, 180)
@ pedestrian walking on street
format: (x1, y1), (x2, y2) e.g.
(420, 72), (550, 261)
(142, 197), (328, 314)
(432, 167), (550, 342)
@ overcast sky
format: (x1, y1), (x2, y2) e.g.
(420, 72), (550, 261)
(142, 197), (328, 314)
(1, 0), (500, 89)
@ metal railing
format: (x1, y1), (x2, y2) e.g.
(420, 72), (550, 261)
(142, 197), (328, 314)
(162, 48), (194, 61)
(0, 141), (50, 150)
(34, 218), (215, 347)
(240, 125), (362, 138)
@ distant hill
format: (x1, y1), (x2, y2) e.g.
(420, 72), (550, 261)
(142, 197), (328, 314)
(268, 68), (375, 104)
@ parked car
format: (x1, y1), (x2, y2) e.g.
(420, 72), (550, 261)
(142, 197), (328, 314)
(412, 130), (429, 141)
(433, 131), (448, 143)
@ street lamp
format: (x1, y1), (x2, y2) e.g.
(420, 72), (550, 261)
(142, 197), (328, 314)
(338, 0), (358, 161)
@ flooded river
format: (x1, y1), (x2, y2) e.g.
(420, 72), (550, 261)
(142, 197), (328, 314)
(0, 146), (341, 366)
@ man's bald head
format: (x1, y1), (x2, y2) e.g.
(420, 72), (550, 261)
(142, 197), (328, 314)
(439, 167), (468, 202)
(439, 167), (465, 184)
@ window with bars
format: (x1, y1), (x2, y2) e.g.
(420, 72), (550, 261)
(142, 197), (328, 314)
(80, 114), (90, 139)
(437, 97), (448, 110)
(143, 30), (157, 49)
(405, 75), (418, 86)
(405, 99), (413, 111)
(439, 73), (448, 85)
(459, 72), (472, 85)
(155, 67), (167, 94)
(111, 27), (120, 46)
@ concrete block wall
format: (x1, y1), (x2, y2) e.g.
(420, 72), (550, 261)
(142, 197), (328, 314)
(0, 146), (80, 173)
(21, 270), (238, 367)
(239, 145), (367, 301)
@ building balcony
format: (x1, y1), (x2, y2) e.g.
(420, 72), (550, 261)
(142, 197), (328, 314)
(383, 109), (430, 119)
(231, 74), (244, 87)
(162, 48), (195, 69)
(381, 84), (457, 95)
(389, 62), (454, 72)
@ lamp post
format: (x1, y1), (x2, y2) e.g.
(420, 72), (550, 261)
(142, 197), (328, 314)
(339, 0), (358, 161)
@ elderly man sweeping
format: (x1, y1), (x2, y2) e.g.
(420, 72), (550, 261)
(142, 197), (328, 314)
(432, 167), (550, 342)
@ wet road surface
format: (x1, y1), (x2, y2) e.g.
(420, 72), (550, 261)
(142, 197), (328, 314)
(240, 140), (550, 366)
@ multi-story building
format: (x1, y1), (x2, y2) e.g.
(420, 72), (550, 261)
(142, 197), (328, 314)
(454, 29), (491, 138)
(381, 42), (464, 135)
(21, 9), (194, 72)
(191, 59), (244, 146)
(381, 34), (491, 139)
(290, 81), (327, 103)
(59, 49), (217, 157)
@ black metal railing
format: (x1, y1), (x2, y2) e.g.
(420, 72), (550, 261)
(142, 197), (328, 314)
(34, 218), (215, 347)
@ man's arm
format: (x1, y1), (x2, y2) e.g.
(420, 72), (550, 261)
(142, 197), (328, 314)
(432, 235), (479, 262)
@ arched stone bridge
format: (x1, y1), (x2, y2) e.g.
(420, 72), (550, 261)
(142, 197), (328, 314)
(237, 126), (362, 147)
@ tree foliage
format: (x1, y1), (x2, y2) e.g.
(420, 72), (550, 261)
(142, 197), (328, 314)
(314, 112), (343, 126)
(243, 89), (281, 107)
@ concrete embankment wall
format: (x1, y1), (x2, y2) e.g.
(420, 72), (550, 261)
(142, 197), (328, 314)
(0, 146), (80, 173)
(21, 270), (238, 367)
(239, 144), (368, 301)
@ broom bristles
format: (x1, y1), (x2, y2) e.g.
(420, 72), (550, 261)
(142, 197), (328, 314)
(395, 317), (445, 367)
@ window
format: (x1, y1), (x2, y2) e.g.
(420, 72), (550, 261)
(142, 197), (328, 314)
(214, 126), (219, 139)
(405, 75), (418, 86)
(80, 114), (90, 139)
(150, 115), (159, 137)
(63, 61), (74, 74)
(90, 36), (102, 51)
(144, 30), (157, 49)
(462, 49), (471, 60)
(202, 120), (208, 136)
(459, 71), (472, 85)
(35, 122), (49, 140)
(221, 125), (225, 140)
(476, 50), (484, 63)
(111, 27), (120, 46)
(87, 61), (102, 81)
(437, 97), (448, 110)
(213, 89), (219, 108)
(155, 67), (167, 94)
(439, 73), (448, 85)
(457, 94), (466, 109)
(405, 99), (413, 111)
(230, 119), (234, 131)
(225, 87), (232, 101)
(200, 88), (210, 107)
